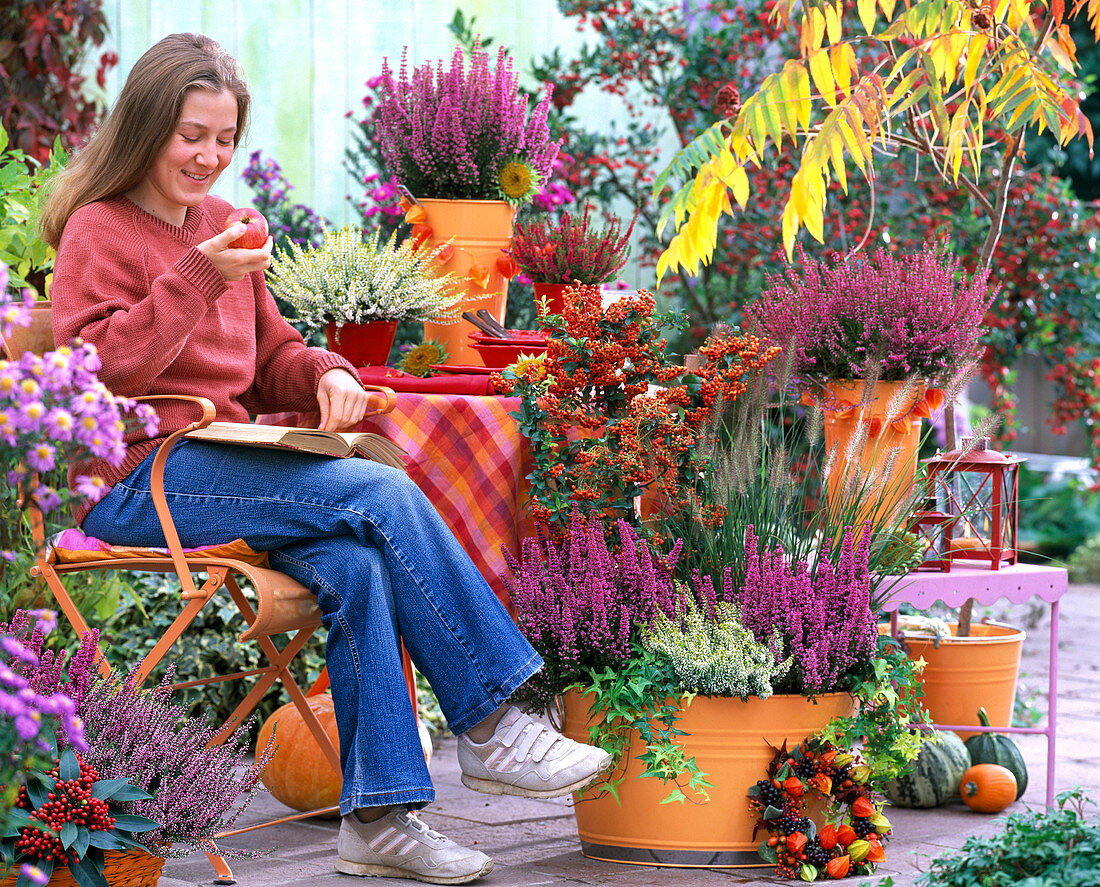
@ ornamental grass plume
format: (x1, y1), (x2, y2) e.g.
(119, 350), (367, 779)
(736, 526), (878, 695)
(509, 203), (635, 285)
(375, 45), (557, 204)
(266, 226), (464, 327)
(503, 510), (681, 711)
(747, 241), (995, 386)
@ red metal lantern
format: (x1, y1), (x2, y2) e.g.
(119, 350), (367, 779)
(921, 437), (1025, 570)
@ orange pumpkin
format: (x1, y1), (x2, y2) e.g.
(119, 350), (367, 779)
(959, 763), (1017, 813)
(257, 694), (343, 815)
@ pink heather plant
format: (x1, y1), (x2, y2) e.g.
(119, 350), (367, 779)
(503, 511), (682, 710)
(375, 45), (558, 203)
(510, 203), (635, 285)
(747, 241), (995, 386)
(735, 526), (878, 695)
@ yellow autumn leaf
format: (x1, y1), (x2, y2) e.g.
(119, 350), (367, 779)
(804, 6), (827, 53)
(857, 0), (877, 33)
(824, 1), (842, 44)
(963, 34), (988, 94)
(810, 48), (837, 107)
(832, 43), (855, 97)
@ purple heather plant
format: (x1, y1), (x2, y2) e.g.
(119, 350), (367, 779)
(241, 150), (328, 253)
(503, 510), (681, 710)
(0, 283), (158, 569)
(375, 45), (558, 203)
(74, 665), (273, 856)
(747, 241), (995, 387)
(735, 526), (878, 695)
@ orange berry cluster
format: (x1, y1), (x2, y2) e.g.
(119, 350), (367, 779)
(502, 283), (778, 531)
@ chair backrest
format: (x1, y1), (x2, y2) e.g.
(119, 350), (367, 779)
(1, 299), (54, 360)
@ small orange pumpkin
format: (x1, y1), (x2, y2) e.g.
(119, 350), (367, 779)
(959, 763), (1017, 813)
(257, 694), (343, 815)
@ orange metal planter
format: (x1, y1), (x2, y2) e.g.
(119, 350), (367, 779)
(561, 689), (855, 867)
(901, 622), (1025, 740)
(419, 199), (515, 365)
(821, 379), (923, 532)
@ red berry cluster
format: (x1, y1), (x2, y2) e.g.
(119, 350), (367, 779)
(15, 757), (116, 865)
(748, 738), (890, 881)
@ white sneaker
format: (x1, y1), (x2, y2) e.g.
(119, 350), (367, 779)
(335, 809), (493, 884)
(457, 705), (613, 799)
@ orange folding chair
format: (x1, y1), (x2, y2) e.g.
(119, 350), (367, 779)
(4, 302), (417, 883)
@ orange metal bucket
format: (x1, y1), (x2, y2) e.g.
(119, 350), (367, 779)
(419, 198), (514, 366)
(901, 621), (1025, 739)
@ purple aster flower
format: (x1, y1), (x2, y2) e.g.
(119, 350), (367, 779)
(25, 442), (55, 472)
(2, 636), (38, 664)
(20, 864), (49, 887)
(74, 474), (109, 501)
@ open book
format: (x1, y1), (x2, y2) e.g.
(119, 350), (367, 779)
(186, 422), (407, 471)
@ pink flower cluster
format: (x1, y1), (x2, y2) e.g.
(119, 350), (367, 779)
(747, 242), (995, 386)
(736, 526), (878, 695)
(375, 45), (558, 201)
(503, 511), (681, 708)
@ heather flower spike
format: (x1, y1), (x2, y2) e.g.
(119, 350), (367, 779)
(375, 45), (558, 204)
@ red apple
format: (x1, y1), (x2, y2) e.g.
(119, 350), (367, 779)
(224, 207), (269, 249)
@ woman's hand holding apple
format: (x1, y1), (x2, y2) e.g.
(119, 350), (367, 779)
(197, 209), (272, 282)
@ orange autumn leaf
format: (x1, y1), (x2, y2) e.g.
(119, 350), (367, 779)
(468, 263), (491, 289)
(826, 855), (851, 878)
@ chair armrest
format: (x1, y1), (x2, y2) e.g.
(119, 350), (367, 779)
(138, 395), (217, 595)
(361, 385), (397, 418)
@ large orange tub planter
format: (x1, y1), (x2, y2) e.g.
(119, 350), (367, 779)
(561, 689), (856, 867)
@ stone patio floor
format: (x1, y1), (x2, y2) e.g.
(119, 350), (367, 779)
(159, 583), (1100, 887)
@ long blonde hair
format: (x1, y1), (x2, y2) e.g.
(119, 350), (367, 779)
(39, 33), (250, 248)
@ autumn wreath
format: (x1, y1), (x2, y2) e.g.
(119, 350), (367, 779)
(748, 737), (891, 881)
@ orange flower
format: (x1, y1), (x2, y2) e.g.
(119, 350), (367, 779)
(468, 263), (491, 289)
(866, 838), (886, 863)
(836, 824), (857, 847)
(786, 832), (806, 855)
(818, 823), (838, 850)
(783, 776), (805, 798)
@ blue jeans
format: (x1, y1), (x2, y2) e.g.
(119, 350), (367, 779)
(83, 440), (542, 813)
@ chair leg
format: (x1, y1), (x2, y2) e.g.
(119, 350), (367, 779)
(204, 847), (236, 885)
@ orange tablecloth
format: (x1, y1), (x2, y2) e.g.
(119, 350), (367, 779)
(357, 392), (530, 610)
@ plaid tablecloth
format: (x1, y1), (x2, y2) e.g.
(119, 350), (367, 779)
(357, 393), (529, 610)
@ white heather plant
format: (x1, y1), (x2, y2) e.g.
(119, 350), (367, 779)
(267, 226), (464, 327)
(642, 597), (790, 698)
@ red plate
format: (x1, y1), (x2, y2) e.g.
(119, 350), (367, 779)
(430, 364), (500, 375)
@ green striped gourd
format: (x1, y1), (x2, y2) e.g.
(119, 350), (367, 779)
(882, 730), (971, 808)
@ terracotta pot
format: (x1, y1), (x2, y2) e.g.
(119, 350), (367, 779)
(0, 848), (166, 887)
(821, 379), (924, 532)
(324, 319), (399, 366)
(901, 621), (1025, 740)
(418, 199), (515, 365)
(561, 689), (855, 867)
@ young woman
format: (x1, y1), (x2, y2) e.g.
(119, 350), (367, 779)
(41, 32), (609, 886)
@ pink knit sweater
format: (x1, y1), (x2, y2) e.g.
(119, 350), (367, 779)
(51, 194), (356, 524)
